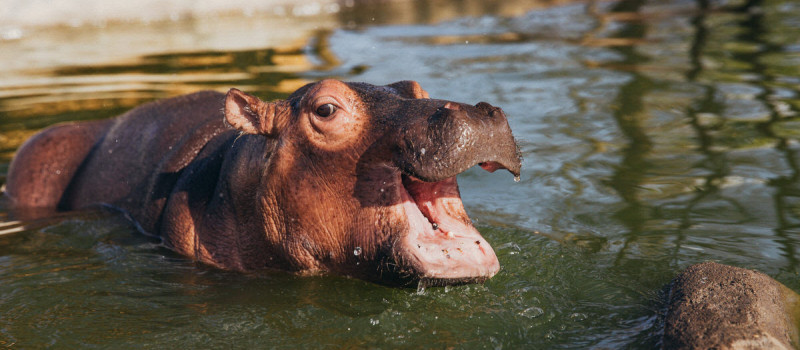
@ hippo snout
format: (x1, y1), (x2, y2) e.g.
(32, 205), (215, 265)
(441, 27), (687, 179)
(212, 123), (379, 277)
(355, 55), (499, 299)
(392, 98), (521, 183)
(364, 95), (520, 285)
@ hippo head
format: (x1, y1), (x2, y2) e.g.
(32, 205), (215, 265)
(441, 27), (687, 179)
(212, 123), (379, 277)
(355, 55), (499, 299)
(224, 79), (521, 286)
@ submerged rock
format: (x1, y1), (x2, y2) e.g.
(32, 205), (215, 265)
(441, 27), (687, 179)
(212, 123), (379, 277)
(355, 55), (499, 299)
(663, 262), (800, 350)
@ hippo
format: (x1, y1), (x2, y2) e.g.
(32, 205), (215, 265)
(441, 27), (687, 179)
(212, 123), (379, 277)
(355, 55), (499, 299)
(4, 79), (521, 286)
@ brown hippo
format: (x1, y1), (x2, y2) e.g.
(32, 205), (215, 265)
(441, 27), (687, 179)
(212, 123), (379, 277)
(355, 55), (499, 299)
(4, 79), (521, 286)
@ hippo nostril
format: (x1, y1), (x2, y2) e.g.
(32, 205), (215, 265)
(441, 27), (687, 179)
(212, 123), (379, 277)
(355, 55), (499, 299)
(443, 102), (461, 111)
(475, 102), (493, 110)
(491, 109), (505, 119)
(475, 102), (504, 118)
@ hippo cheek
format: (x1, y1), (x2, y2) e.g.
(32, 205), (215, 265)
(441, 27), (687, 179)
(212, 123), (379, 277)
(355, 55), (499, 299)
(388, 174), (500, 286)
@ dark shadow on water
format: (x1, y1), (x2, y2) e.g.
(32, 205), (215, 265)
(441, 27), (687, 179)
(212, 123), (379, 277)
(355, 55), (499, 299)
(670, 0), (730, 266)
(599, 0), (655, 265)
(736, 0), (800, 272)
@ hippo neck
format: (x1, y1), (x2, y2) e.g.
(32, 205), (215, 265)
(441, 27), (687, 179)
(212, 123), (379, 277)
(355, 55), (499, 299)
(161, 133), (286, 271)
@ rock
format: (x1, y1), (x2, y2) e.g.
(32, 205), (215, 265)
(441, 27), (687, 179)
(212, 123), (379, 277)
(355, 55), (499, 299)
(663, 262), (800, 350)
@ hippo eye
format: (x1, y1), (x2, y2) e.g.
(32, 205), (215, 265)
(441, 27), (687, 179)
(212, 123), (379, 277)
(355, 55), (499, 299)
(315, 103), (337, 118)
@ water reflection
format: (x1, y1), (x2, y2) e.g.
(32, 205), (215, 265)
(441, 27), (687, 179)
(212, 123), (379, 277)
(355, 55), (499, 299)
(0, 46), (316, 165)
(544, 0), (800, 276)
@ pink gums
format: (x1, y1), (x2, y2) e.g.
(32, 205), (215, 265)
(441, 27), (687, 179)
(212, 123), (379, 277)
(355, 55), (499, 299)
(395, 175), (500, 281)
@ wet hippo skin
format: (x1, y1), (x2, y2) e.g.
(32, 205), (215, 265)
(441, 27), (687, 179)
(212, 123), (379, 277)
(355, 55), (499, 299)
(664, 262), (800, 349)
(4, 79), (521, 286)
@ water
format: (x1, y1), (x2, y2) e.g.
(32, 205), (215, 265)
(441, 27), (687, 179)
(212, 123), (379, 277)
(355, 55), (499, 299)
(2, 0), (800, 347)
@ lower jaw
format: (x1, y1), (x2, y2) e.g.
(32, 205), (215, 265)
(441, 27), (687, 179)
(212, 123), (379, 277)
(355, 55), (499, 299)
(342, 169), (499, 286)
(388, 180), (500, 284)
(392, 226), (500, 283)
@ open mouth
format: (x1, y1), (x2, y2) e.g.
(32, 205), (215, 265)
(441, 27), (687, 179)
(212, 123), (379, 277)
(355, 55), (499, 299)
(391, 168), (501, 285)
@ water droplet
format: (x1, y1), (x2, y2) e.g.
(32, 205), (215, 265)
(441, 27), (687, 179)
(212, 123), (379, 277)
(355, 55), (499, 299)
(520, 306), (544, 319)
(380, 188), (385, 192)
(353, 247), (362, 256)
(370, 318), (379, 325)
(420, 147), (426, 155)
(569, 312), (588, 321)
(514, 175), (521, 182)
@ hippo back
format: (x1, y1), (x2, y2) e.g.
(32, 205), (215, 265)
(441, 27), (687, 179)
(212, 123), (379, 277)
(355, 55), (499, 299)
(60, 91), (235, 232)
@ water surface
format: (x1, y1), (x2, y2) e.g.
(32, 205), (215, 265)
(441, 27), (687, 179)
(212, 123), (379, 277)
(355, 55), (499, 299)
(2, 0), (800, 347)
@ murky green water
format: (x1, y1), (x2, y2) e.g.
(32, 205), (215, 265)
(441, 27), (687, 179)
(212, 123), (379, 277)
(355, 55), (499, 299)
(2, 0), (800, 347)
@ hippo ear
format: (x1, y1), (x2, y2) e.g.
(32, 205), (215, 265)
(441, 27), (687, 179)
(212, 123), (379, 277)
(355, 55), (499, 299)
(224, 88), (288, 136)
(388, 80), (430, 99)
